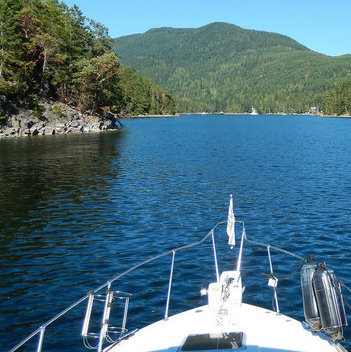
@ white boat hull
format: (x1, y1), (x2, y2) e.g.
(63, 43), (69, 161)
(106, 303), (345, 352)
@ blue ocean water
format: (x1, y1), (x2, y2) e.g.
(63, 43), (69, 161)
(1, 114), (351, 351)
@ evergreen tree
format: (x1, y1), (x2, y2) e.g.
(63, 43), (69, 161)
(323, 80), (351, 115)
(115, 23), (351, 113)
(0, 0), (26, 97)
(0, 0), (175, 116)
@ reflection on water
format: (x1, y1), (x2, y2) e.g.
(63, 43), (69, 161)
(1, 115), (351, 351)
(0, 131), (127, 350)
(0, 132), (123, 230)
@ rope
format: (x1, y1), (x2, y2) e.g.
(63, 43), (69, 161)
(340, 282), (351, 296)
(339, 282), (351, 313)
(342, 292), (351, 312)
(260, 260), (304, 281)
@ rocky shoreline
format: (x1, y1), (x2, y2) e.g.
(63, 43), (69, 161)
(0, 101), (123, 138)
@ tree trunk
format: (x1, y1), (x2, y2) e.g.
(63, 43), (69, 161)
(39, 50), (48, 95)
(0, 23), (4, 78)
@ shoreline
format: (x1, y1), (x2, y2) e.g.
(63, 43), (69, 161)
(0, 100), (181, 138)
(0, 101), (124, 139)
(179, 112), (351, 118)
(124, 113), (180, 118)
(1, 106), (350, 139)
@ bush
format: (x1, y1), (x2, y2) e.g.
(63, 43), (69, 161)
(50, 103), (65, 117)
(0, 106), (6, 125)
(28, 95), (44, 119)
(33, 103), (44, 119)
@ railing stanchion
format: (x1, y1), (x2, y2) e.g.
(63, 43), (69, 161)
(121, 296), (130, 335)
(211, 230), (220, 283)
(98, 283), (113, 352)
(82, 291), (94, 337)
(36, 327), (45, 352)
(267, 246), (280, 314)
(164, 250), (176, 320)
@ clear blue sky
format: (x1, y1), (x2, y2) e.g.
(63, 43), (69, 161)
(62, 0), (351, 56)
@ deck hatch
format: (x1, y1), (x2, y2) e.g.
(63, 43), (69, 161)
(181, 332), (244, 350)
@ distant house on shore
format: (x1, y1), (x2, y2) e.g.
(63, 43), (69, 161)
(310, 106), (319, 115)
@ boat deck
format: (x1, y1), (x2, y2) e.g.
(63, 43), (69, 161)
(106, 303), (345, 352)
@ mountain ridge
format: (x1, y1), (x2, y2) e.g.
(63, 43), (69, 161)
(114, 22), (351, 113)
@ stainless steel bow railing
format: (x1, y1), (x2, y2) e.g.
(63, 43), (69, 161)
(9, 220), (308, 352)
(9, 221), (227, 352)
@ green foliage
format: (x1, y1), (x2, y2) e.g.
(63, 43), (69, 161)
(0, 0), (26, 98)
(50, 103), (64, 117)
(29, 95), (44, 119)
(322, 80), (351, 116)
(0, 0), (175, 116)
(118, 67), (175, 115)
(0, 105), (5, 122)
(114, 22), (351, 113)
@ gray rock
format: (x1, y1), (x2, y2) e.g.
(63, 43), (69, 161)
(0, 101), (123, 139)
(43, 127), (55, 135)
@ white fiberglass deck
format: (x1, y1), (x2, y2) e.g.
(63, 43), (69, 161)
(106, 303), (345, 352)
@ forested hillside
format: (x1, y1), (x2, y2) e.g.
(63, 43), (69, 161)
(323, 80), (351, 116)
(114, 22), (351, 113)
(0, 0), (175, 120)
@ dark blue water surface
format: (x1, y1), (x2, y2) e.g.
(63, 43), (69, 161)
(1, 114), (351, 351)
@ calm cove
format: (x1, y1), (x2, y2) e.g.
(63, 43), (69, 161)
(1, 114), (351, 351)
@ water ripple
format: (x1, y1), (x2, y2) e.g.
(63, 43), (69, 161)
(1, 115), (351, 351)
